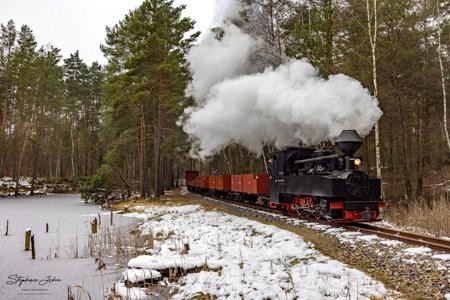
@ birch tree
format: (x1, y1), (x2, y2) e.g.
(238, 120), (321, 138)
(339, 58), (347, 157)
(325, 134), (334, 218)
(436, 0), (450, 150)
(366, 0), (383, 192)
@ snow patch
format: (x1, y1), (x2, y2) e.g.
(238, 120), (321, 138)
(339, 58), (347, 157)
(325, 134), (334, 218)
(357, 235), (379, 242)
(118, 204), (390, 299)
(122, 269), (162, 283)
(380, 240), (403, 246)
(432, 254), (450, 261)
(404, 246), (432, 255)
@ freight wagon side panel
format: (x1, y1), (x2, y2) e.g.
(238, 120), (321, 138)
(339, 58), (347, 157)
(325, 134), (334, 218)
(185, 171), (199, 187)
(242, 173), (269, 194)
(205, 176), (212, 190)
(210, 176), (216, 190)
(218, 175), (231, 191)
(185, 171), (199, 181)
(231, 175), (244, 193)
(199, 176), (206, 189)
(254, 173), (269, 194)
(242, 174), (254, 194)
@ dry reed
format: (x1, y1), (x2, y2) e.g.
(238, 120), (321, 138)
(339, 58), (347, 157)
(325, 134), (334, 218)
(383, 197), (450, 237)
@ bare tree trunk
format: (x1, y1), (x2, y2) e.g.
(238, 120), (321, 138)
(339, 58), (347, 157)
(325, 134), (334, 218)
(367, 0), (383, 195)
(154, 76), (164, 198)
(415, 99), (424, 198)
(398, 101), (413, 199)
(30, 142), (39, 196)
(139, 116), (148, 198)
(261, 144), (269, 174)
(222, 148), (232, 175)
(70, 120), (76, 178)
(176, 163), (179, 188)
(15, 104), (36, 196)
(154, 120), (162, 198)
(436, 0), (450, 150)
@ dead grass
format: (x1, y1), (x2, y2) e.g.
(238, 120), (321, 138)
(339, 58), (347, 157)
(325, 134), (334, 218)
(383, 197), (450, 237)
(111, 197), (177, 211)
(88, 222), (146, 267)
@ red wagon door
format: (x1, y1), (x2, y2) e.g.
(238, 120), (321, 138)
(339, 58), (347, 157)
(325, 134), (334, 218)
(253, 173), (269, 194)
(242, 174), (254, 194)
(231, 175), (244, 193)
(218, 175), (231, 191)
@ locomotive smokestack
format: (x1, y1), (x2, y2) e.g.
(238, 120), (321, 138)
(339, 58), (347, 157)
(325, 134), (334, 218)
(335, 130), (363, 157)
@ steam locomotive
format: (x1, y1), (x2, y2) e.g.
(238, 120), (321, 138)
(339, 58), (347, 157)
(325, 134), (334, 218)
(186, 130), (384, 222)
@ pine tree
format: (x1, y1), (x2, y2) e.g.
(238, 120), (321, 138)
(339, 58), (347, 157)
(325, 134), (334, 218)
(100, 0), (198, 198)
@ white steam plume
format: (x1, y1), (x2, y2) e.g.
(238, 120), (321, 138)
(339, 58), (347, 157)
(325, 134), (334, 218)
(183, 0), (383, 158)
(212, 0), (243, 25)
(184, 60), (382, 157)
(187, 23), (255, 102)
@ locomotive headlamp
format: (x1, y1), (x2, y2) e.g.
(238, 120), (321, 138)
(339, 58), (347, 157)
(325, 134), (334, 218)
(354, 158), (362, 166)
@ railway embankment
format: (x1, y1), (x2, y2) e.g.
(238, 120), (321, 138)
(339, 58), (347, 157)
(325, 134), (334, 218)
(109, 190), (449, 299)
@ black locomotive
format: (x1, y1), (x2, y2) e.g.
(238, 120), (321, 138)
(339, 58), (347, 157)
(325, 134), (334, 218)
(267, 130), (383, 221)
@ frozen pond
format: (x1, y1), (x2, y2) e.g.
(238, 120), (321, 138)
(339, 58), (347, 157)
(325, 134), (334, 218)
(0, 194), (136, 299)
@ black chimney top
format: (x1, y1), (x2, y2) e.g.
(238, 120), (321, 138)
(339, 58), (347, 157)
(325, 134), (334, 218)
(335, 130), (363, 157)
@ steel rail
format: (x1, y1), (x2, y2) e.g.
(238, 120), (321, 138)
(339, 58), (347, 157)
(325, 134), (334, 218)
(343, 223), (450, 253)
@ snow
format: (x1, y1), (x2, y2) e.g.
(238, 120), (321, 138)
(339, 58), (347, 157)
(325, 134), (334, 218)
(118, 204), (390, 299)
(0, 176), (32, 189)
(380, 240), (403, 246)
(122, 269), (162, 283)
(404, 246), (432, 255)
(128, 255), (220, 271)
(433, 254), (450, 261)
(357, 234), (379, 242)
(115, 282), (151, 299)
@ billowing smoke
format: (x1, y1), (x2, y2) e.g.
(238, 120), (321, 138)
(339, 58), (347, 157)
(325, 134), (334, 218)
(186, 23), (255, 102)
(212, 0), (243, 25)
(183, 0), (383, 158)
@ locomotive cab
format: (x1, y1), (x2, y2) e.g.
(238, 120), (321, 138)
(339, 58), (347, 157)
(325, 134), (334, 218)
(268, 130), (383, 222)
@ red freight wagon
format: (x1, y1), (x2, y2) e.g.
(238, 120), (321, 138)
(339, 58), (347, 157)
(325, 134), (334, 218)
(203, 176), (212, 189)
(200, 176), (209, 189)
(196, 176), (204, 188)
(185, 171), (199, 187)
(231, 175), (244, 193)
(215, 175), (231, 191)
(242, 173), (270, 194)
(209, 176), (217, 190)
(193, 176), (200, 188)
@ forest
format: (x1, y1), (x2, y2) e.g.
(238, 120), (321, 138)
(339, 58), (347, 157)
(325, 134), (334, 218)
(0, 0), (449, 206)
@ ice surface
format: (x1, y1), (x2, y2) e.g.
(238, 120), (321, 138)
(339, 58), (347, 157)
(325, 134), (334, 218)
(0, 194), (137, 299)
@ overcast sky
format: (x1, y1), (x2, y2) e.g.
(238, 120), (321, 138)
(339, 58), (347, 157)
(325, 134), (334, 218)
(0, 0), (215, 65)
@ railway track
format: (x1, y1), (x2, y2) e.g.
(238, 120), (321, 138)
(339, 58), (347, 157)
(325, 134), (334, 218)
(344, 223), (450, 253)
(194, 192), (450, 253)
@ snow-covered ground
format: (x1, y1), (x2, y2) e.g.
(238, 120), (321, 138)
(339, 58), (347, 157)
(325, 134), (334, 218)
(118, 205), (395, 299)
